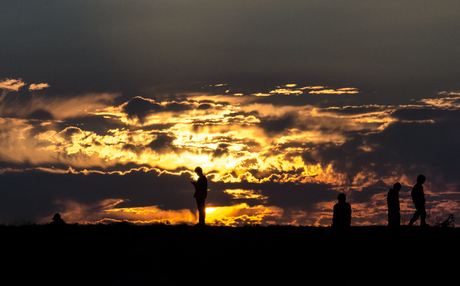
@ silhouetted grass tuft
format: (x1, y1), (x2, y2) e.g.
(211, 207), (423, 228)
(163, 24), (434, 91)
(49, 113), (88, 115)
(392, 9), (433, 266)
(434, 213), (455, 228)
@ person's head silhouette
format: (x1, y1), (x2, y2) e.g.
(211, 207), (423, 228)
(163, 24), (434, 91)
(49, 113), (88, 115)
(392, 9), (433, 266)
(337, 193), (346, 203)
(417, 175), (426, 184)
(195, 166), (203, 176)
(51, 212), (66, 226)
(52, 213), (62, 221)
(393, 182), (402, 191)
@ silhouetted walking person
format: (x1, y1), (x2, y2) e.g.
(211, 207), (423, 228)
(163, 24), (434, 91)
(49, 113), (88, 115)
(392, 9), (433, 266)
(387, 182), (402, 227)
(191, 166), (208, 226)
(50, 213), (66, 226)
(333, 193), (351, 227)
(409, 175), (428, 226)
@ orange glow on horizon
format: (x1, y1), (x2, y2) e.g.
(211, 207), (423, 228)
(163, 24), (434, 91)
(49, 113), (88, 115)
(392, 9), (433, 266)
(204, 204), (284, 226)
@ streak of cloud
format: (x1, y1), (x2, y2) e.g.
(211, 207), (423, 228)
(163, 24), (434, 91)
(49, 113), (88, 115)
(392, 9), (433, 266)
(29, 83), (50, 91)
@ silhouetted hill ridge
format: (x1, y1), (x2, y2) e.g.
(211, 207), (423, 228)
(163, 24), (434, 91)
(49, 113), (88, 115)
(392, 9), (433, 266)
(0, 225), (457, 285)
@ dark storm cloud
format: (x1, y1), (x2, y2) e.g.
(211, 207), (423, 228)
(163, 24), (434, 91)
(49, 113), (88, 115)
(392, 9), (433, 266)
(302, 136), (369, 173)
(59, 127), (83, 141)
(323, 106), (385, 116)
(27, 109), (54, 120)
(209, 180), (337, 224)
(212, 143), (230, 158)
(258, 113), (297, 134)
(122, 144), (142, 156)
(165, 102), (192, 113)
(391, 108), (460, 122)
(1, 1), (459, 98)
(122, 133), (182, 155)
(197, 103), (212, 110)
(122, 97), (164, 123)
(368, 119), (460, 182)
(0, 166), (337, 225)
(122, 96), (193, 123)
(301, 105), (460, 186)
(0, 168), (195, 224)
(147, 134), (177, 154)
(61, 115), (124, 135)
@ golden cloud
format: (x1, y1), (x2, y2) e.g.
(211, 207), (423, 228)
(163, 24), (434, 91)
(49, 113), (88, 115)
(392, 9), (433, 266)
(29, 83), (50, 91)
(224, 189), (268, 200)
(308, 87), (359, 94)
(437, 91), (460, 96)
(0, 95), (379, 186)
(421, 96), (460, 110)
(0, 78), (27, 102)
(0, 78), (26, 92)
(269, 88), (303, 95)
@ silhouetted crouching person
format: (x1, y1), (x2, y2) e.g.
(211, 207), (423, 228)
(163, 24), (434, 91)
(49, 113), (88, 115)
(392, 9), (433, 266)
(409, 175), (428, 226)
(50, 213), (66, 226)
(387, 182), (402, 227)
(333, 193), (352, 227)
(191, 167), (208, 226)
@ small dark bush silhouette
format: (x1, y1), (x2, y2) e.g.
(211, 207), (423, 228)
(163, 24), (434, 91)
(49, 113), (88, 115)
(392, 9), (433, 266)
(434, 214), (455, 228)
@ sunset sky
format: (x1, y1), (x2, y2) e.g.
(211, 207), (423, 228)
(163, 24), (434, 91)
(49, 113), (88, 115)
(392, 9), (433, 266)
(1, 1), (460, 226)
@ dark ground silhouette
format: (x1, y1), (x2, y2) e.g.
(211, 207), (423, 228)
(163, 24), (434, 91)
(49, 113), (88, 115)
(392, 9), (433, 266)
(0, 224), (458, 286)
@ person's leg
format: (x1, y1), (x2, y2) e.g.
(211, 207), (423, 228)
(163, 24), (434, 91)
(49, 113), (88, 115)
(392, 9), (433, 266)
(409, 210), (420, 226)
(389, 213), (395, 227)
(389, 212), (400, 227)
(196, 198), (206, 225)
(420, 205), (427, 226)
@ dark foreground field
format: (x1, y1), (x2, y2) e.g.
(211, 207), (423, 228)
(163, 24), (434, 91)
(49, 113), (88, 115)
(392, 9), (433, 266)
(0, 224), (459, 286)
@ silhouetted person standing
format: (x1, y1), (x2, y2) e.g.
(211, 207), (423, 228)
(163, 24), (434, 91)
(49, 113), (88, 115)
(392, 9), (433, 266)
(50, 213), (66, 226)
(409, 175), (428, 226)
(333, 193), (352, 227)
(387, 182), (402, 227)
(191, 166), (208, 226)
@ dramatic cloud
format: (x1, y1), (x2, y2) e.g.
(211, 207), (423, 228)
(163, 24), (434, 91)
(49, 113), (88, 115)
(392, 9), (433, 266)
(122, 97), (164, 123)
(1, 1), (459, 226)
(1, 81), (459, 226)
